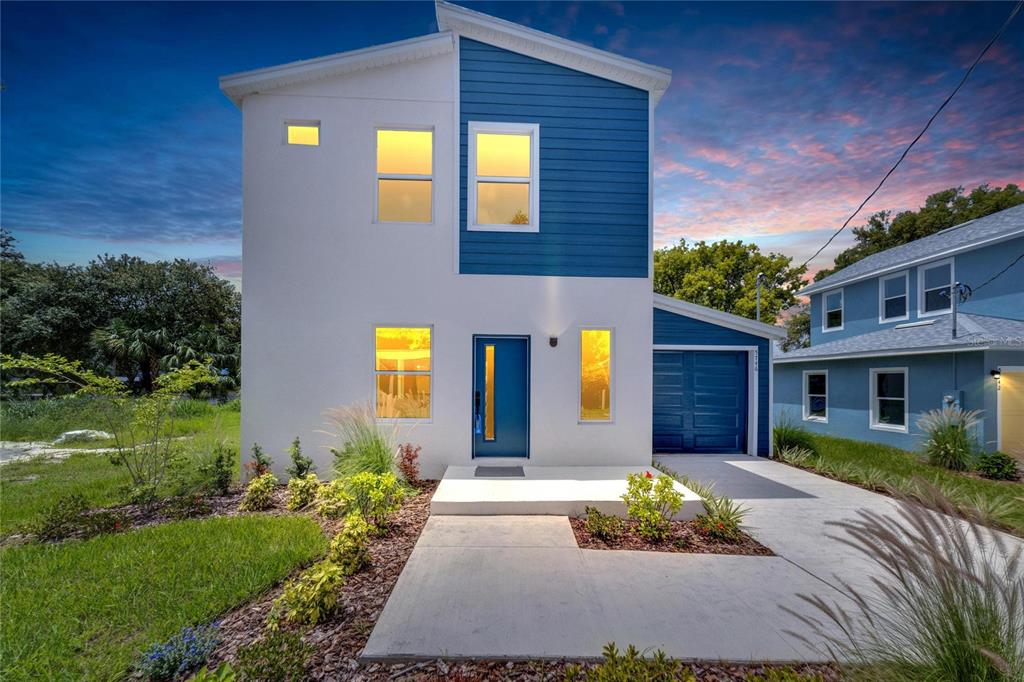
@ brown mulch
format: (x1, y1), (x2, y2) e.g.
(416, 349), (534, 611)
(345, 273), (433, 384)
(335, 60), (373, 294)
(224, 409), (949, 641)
(569, 517), (773, 556)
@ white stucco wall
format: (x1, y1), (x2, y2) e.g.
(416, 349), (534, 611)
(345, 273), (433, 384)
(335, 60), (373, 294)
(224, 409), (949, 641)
(241, 51), (653, 479)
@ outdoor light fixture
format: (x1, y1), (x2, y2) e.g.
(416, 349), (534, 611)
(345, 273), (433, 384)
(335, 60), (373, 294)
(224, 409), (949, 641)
(549, 337), (558, 347)
(991, 369), (1001, 380)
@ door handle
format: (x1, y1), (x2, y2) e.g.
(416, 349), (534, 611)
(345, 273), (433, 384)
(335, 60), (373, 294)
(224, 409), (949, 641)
(474, 391), (482, 434)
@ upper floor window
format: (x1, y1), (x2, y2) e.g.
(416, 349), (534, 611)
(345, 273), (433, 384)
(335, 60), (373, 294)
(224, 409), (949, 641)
(468, 122), (539, 233)
(822, 289), (844, 332)
(374, 326), (432, 420)
(870, 368), (907, 432)
(285, 120), (320, 146)
(879, 271), (909, 322)
(802, 370), (828, 423)
(580, 328), (613, 422)
(376, 129), (433, 223)
(919, 258), (953, 316)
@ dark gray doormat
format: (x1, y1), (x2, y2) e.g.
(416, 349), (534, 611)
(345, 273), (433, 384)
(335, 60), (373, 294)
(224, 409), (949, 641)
(474, 466), (525, 478)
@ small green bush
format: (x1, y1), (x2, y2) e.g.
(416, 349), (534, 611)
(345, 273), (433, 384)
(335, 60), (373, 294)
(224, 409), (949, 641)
(773, 415), (818, 454)
(137, 623), (220, 681)
(198, 442), (236, 495)
(166, 493), (213, 520)
(285, 473), (320, 511)
(246, 442), (273, 477)
(314, 479), (351, 519)
(563, 642), (694, 681)
(235, 630), (312, 682)
(341, 471), (406, 529)
(188, 662), (237, 681)
(34, 493), (89, 541)
(239, 473), (277, 512)
(917, 406), (981, 471)
(977, 450), (1019, 481)
(583, 506), (624, 541)
(327, 513), (371, 575)
(269, 560), (344, 627)
(744, 669), (824, 682)
(621, 473), (682, 542)
(695, 495), (748, 542)
(284, 437), (315, 478)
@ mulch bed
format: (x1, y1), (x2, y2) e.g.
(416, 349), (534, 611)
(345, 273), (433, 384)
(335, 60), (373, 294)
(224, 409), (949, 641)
(569, 517), (773, 556)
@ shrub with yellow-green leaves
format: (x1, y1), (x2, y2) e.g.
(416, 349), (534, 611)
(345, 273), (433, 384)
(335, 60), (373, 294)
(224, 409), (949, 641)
(327, 513), (371, 575)
(285, 473), (320, 511)
(239, 473), (278, 512)
(268, 560), (344, 628)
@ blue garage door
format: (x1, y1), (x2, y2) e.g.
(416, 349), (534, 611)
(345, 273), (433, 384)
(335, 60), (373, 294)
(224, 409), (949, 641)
(653, 350), (748, 454)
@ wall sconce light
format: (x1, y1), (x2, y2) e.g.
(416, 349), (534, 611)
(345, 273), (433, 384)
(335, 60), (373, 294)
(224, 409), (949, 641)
(991, 369), (1001, 380)
(549, 336), (558, 348)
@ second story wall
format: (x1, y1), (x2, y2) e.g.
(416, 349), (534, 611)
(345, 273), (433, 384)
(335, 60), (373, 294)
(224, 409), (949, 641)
(458, 38), (650, 278)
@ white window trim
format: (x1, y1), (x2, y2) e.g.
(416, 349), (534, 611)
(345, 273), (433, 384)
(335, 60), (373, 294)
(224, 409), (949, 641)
(878, 270), (910, 323)
(467, 121), (540, 233)
(283, 119), (320, 146)
(869, 367), (909, 433)
(802, 370), (828, 423)
(374, 126), (435, 225)
(822, 288), (844, 333)
(578, 327), (615, 424)
(372, 323), (434, 423)
(917, 258), (955, 318)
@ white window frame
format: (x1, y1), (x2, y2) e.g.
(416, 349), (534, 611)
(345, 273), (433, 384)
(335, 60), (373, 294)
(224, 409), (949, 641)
(578, 327), (615, 424)
(467, 121), (540, 233)
(374, 126), (434, 225)
(878, 270), (910, 323)
(802, 370), (828, 423)
(869, 367), (908, 433)
(822, 288), (844, 333)
(917, 258), (955, 318)
(283, 119), (321, 146)
(372, 324), (434, 423)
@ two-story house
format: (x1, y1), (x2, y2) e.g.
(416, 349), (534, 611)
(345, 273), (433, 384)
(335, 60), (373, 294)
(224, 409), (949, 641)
(220, 1), (784, 479)
(775, 204), (1024, 456)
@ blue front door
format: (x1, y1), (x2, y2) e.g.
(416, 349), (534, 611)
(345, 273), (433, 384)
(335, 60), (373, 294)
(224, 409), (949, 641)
(473, 336), (530, 457)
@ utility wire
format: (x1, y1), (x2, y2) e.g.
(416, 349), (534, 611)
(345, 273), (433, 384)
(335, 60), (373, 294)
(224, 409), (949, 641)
(800, 0), (1023, 271)
(971, 251), (1024, 293)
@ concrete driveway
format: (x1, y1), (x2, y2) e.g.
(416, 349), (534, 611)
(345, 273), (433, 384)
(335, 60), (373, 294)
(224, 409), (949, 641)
(362, 455), (1020, 662)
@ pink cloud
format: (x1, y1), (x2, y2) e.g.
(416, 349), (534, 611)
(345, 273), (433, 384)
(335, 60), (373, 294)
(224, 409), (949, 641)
(690, 145), (744, 168)
(944, 139), (977, 152)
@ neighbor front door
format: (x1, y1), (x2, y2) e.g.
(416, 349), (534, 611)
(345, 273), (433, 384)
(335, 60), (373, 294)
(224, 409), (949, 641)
(472, 336), (530, 457)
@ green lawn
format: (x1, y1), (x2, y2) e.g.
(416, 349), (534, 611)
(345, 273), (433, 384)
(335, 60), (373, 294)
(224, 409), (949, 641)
(0, 514), (325, 682)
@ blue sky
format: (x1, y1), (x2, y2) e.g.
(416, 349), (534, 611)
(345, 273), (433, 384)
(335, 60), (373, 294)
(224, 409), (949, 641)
(2, 1), (1022, 285)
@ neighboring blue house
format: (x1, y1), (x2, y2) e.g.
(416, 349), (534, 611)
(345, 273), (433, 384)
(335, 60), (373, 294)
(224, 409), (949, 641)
(775, 205), (1024, 456)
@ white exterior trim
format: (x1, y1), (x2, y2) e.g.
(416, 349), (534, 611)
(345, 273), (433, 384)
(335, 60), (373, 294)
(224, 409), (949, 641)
(768, 342), (775, 458)
(450, 35), (461, 274)
(801, 369), (828, 423)
(822, 287), (844, 333)
(653, 294), (785, 340)
(917, 257), (955, 318)
(996, 365), (1024, 453)
(466, 121), (540, 233)
(578, 327), (615, 424)
(775, 345), (997, 364)
(869, 366), (909, 433)
(878, 270), (910, 323)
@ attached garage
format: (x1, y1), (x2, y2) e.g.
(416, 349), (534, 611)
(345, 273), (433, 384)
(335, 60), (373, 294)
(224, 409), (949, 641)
(653, 295), (785, 457)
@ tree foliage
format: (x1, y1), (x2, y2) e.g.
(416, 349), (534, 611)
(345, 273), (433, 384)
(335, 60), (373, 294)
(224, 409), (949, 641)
(653, 239), (806, 324)
(780, 304), (811, 352)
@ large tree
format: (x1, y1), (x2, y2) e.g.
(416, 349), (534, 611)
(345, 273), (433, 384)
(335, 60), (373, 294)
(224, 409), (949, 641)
(653, 239), (806, 324)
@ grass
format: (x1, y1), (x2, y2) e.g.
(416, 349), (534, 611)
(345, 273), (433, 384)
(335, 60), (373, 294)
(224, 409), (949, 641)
(0, 514), (326, 682)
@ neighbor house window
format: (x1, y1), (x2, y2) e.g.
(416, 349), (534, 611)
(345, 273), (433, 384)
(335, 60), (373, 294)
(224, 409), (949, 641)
(285, 121), (320, 146)
(802, 370), (828, 423)
(374, 327), (431, 419)
(823, 289), (844, 332)
(580, 329), (612, 422)
(919, 259), (953, 315)
(468, 122), (539, 232)
(870, 368), (907, 432)
(879, 271), (909, 322)
(376, 129), (433, 223)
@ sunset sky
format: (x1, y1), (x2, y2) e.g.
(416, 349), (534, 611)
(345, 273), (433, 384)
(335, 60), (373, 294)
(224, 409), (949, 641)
(3, 1), (1022, 286)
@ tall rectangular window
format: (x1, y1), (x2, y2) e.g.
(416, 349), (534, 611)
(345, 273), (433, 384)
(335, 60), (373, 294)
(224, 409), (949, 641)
(823, 289), (844, 332)
(870, 368), (907, 432)
(580, 329), (612, 422)
(376, 129), (432, 223)
(879, 271), (909, 322)
(919, 259), (953, 315)
(468, 122), (539, 232)
(802, 371), (828, 423)
(374, 327), (431, 419)
(285, 121), (320, 146)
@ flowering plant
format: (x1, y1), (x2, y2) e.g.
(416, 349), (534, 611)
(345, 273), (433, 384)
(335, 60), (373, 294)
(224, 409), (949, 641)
(137, 622), (220, 680)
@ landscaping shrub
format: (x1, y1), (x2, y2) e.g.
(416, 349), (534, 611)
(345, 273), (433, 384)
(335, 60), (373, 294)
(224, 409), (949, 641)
(235, 630), (313, 682)
(198, 441), (236, 495)
(188, 662), (237, 681)
(246, 443), (273, 478)
(166, 493), (213, 520)
(314, 479), (351, 519)
(269, 560), (344, 627)
(285, 473), (320, 511)
(695, 495), (747, 542)
(621, 472), (682, 542)
(583, 506), (624, 541)
(326, 513), (371, 575)
(34, 493), (89, 541)
(80, 509), (128, 536)
(284, 437), (315, 478)
(342, 471), (406, 529)
(917, 406), (981, 471)
(977, 450), (1019, 481)
(325, 401), (398, 476)
(125, 481), (160, 508)
(563, 642), (693, 681)
(772, 415), (818, 455)
(239, 473), (277, 512)
(397, 442), (421, 486)
(744, 669), (825, 682)
(774, 445), (817, 468)
(137, 623), (220, 681)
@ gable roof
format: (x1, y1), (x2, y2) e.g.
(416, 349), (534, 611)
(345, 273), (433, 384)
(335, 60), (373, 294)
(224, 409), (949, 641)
(801, 204), (1024, 296)
(653, 293), (786, 340)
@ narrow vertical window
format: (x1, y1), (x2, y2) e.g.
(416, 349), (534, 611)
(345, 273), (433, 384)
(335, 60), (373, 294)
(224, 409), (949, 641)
(802, 371), (828, 422)
(870, 368), (907, 432)
(919, 259), (953, 315)
(376, 129), (432, 223)
(823, 289), (844, 331)
(468, 122), (539, 232)
(285, 121), (320, 146)
(484, 344), (495, 440)
(580, 329), (612, 422)
(374, 327), (431, 419)
(879, 272), (909, 322)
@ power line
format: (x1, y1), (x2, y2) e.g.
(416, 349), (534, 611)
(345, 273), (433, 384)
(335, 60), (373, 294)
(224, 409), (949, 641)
(800, 0), (1023, 271)
(971, 251), (1024, 293)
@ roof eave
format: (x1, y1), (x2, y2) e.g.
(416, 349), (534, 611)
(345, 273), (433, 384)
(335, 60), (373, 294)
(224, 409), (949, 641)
(774, 344), (994, 363)
(653, 293), (787, 340)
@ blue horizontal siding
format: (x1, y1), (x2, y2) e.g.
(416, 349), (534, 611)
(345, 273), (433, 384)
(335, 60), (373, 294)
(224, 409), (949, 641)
(459, 38), (649, 278)
(653, 307), (771, 457)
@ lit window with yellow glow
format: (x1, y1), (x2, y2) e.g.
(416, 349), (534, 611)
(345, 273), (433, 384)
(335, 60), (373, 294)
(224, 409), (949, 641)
(376, 129), (432, 223)
(374, 326), (431, 419)
(469, 122), (538, 231)
(285, 121), (320, 146)
(580, 329), (612, 422)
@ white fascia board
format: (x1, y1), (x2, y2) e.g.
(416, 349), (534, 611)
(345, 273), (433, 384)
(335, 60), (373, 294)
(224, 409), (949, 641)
(653, 294), (786, 340)
(435, 0), (671, 105)
(219, 32), (455, 107)
(773, 345), (996, 364)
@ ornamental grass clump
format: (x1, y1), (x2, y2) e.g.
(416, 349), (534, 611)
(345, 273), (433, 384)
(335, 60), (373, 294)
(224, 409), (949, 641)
(137, 623), (220, 681)
(621, 472), (683, 542)
(773, 414), (818, 455)
(324, 401), (399, 476)
(785, 481), (1024, 681)
(917, 406), (981, 471)
(285, 473), (320, 511)
(239, 473), (277, 511)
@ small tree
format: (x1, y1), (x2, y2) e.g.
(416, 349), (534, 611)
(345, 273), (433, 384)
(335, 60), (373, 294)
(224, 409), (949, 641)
(285, 437), (315, 478)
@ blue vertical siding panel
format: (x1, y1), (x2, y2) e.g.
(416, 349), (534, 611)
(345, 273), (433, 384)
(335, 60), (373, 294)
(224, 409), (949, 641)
(459, 38), (649, 277)
(653, 308), (771, 456)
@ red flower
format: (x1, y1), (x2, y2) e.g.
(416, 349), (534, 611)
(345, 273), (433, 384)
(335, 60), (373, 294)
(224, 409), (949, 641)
(644, 471), (653, 479)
